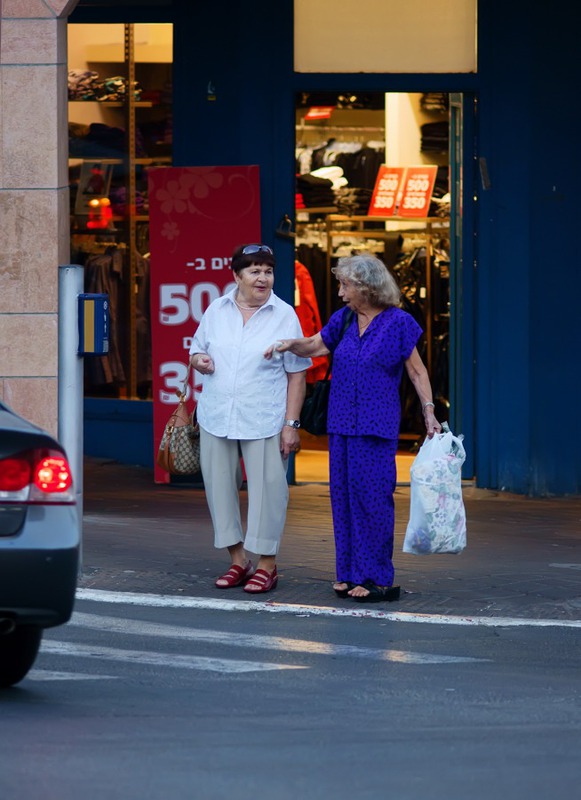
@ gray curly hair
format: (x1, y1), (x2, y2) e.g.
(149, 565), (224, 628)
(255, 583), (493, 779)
(332, 253), (401, 307)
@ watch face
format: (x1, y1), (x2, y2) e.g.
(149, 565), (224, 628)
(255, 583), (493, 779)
(287, 420), (300, 428)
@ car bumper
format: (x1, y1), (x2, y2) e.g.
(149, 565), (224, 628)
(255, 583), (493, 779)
(0, 504), (80, 627)
(0, 546), (79, 627)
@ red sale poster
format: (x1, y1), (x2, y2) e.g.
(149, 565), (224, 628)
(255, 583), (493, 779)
(148, 165), (261, 483)
(397, 165), (438, 217)
(368, 165), (438, 217)
(368, 166), (405, 217)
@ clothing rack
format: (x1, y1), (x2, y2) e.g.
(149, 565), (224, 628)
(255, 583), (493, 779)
(72, 238), (127, 255)
(296, 125), (385, 133)
(296, 125), (386, 148)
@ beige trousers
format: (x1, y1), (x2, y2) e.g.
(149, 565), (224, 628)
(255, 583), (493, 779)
(199, 427), (290, 556)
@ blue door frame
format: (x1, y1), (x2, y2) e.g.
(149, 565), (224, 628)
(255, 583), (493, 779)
(450, 92), (476, 477)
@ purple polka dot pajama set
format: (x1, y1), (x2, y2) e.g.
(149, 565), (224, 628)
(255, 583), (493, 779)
(320, 306), (422, 588)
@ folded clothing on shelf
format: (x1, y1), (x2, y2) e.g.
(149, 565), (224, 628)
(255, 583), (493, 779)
(68, 70), (100, 100)
(334, 186), (373, 215)
(68, 70), (142, 101)
(69, 121), (147, 158)
(296, 173), (335, 207)
(310, 166), (348, 191)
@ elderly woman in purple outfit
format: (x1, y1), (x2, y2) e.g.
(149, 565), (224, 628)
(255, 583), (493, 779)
(265, 253), (441, 602)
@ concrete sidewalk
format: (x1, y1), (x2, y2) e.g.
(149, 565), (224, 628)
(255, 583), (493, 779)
(78, 458), (581, 623)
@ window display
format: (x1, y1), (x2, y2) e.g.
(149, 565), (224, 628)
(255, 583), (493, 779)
(294, 92), (451, 442)
(68, 22), (173, 399)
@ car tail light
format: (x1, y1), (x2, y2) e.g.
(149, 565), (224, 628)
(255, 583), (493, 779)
(0, 449), (75, 504)
(0, 458), (31, 494)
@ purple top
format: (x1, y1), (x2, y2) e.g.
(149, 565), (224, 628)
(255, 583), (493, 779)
(320, 306), (422, 439)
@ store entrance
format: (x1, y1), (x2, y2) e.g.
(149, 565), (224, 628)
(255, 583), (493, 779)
(293, 91), (456, 484)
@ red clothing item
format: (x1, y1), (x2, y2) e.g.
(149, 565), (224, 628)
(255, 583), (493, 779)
(295, 260), (329, 383)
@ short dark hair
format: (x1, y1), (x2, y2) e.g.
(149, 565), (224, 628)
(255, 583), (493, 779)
(231, 244), (276, 273)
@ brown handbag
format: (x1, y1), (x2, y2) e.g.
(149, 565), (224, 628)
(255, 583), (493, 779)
(156, 364), (201, 476)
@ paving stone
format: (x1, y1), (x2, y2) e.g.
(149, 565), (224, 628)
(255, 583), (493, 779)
(80, 458), (581, 621)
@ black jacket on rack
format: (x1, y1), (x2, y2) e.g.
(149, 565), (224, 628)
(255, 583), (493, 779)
(335, 147), (384, 191)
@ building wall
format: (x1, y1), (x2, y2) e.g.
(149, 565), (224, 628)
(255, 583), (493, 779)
(475, 1), (580, 494)
(172, 0), (297, 305)
(0, 0), (71, 436)
(2, 0), (580, 495)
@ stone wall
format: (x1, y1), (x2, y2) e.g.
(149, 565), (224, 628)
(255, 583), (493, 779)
(0, 0), (77, 435)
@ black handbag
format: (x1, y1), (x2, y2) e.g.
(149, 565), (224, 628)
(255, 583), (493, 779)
(300, 311), (353, 435)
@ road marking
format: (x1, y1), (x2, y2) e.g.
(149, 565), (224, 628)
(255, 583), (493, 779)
(69, 612), (486, 664)
(83, 515), (162, 526)
(549, 563), (581, 571)
(41, 640), (306, 674)
(76, 587), (581, 629)
(26, 670), (117, 682)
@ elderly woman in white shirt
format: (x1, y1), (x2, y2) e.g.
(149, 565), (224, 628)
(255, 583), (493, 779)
(189, 244), (311, 594)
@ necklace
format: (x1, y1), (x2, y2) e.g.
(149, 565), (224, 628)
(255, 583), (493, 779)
(235, 296), (262, 312)
(357, 309), (381, 334)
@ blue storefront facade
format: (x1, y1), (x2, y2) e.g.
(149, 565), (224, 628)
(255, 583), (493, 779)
(71, 0), (581, 497)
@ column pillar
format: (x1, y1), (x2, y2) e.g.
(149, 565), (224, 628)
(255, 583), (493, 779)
(0, 0), (78, 435)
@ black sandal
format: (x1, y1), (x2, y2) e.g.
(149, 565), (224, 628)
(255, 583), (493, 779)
(333, 581), (355, 598)
(352, 580), (401, 603)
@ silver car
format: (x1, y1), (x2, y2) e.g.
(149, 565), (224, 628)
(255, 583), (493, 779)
(0, 400), (79, 687)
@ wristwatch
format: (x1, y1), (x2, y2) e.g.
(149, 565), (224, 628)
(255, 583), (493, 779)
(284, 419), (301, 429)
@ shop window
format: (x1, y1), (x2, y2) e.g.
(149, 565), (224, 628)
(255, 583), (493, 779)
(68, 22), (173, 400)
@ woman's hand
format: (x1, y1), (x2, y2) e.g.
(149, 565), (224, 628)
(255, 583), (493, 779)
(280, 425), (301, 458)
(423, 406), (442, 438)
(264, 340), (291, 360)
(191, 353), (215, 374)
(264, 333), (328, 360)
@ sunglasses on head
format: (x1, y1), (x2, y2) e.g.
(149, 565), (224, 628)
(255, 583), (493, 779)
(241, 244), (273, 256)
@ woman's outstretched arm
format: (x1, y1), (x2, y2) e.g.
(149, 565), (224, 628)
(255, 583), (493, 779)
(264, 332), (330, 360)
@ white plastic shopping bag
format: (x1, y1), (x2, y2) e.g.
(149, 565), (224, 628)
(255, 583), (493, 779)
(403, 424), (467, 554)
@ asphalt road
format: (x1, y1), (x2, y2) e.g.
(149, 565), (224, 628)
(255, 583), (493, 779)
(1, 594), (579, 800)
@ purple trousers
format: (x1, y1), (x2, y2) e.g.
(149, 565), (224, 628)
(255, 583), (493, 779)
(328, 434), (398, 587)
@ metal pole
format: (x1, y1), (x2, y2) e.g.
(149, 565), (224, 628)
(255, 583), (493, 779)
(58, 265), (84, 574)
(126, 22), (138, 399)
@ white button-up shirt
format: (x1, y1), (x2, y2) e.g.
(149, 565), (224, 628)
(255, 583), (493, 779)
(190, 288), (311, 440)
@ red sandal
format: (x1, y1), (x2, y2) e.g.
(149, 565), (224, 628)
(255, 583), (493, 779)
(243, 566), (278, 594)
(215, 561), (254, 589)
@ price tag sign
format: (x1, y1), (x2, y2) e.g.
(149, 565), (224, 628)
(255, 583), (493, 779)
(304, 106), (335, 121)
(368, 165), (438, 217)
(148, 166), (261, 483)
(368, 166), (405, 216)
(397, 165), (438, 217)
